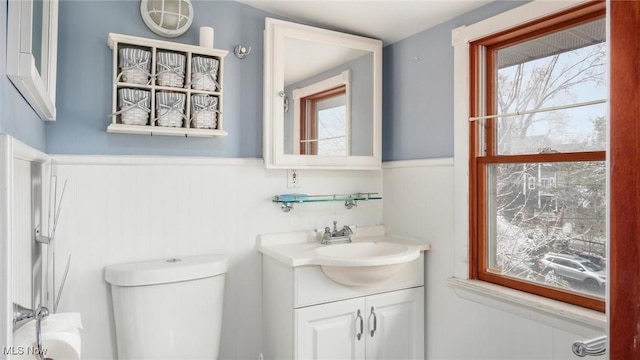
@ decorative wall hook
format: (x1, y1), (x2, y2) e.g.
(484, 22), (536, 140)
(234, 45), (251, 59)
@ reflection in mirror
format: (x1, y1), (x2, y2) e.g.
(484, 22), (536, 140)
(282, 38), (373, 157)
(300, 85), (347, 155)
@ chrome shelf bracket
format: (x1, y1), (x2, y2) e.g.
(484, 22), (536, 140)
(34, 224), (52, 245)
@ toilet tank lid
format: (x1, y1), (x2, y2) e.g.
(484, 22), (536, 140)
(105, 254), (228, 286)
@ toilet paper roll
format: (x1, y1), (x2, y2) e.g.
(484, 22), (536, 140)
(42, 313), (83, 333)
(12, 329), (81, 360)
(199, 27), (214, 48)
(36, 329), (82, 360)
(12, 313), (83, 359)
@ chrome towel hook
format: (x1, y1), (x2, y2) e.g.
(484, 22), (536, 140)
(234, 45), (251, 59)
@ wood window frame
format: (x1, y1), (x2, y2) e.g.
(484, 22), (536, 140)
(300, 85), (347, 155)
(468, 1), (606, 312)
(609, 1), (640, 356)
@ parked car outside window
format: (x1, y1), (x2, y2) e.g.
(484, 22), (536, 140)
(538, 253), (606, 293)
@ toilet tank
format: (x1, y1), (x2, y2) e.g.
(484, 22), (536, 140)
(105, 255), (228, 360)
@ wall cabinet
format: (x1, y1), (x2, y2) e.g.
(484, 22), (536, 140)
(106, 33), (228, 137)
(262, 255), (425, 360)
(296, 288), (424, 360)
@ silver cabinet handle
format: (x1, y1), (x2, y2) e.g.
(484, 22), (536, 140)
(356, 309), (364, 341)
(369, 306), (377, 337)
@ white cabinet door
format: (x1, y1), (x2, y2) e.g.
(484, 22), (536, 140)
(365, 287), (424, 360)
(296, 297), (366, 360)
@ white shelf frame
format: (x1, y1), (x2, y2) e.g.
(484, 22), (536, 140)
(106, 33), (229, 138)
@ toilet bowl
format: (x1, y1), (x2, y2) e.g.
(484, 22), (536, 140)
(105, 254), (228, 359)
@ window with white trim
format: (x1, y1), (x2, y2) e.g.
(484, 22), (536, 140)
(469, 2), (606, 312)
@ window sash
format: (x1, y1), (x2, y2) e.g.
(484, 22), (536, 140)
(474, 157), (606, 311)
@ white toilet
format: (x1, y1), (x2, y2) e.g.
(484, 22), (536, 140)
(105, 254), (228, 359)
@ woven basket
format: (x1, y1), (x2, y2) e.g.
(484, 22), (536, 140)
(156, 92), (186, 128)
(156, 52), (185, 88)
(118, 48), (151, 85)
(191, 94), (218, 129)
(191, 56), (220, 91)
(118, 89), (150, 126)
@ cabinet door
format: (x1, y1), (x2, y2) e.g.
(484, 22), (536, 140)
(365, 287), (424, 360)
(295, 297), (366, 360)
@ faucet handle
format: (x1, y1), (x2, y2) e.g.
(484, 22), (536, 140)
(321, 227), (332, 244)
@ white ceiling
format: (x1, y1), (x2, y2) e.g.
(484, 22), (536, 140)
(236, 0), (493, 45)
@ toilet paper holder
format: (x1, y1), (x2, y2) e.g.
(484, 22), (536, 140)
(13, 303), (50, 360)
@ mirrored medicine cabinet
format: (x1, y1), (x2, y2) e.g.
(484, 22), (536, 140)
(263, 18), (382, 170)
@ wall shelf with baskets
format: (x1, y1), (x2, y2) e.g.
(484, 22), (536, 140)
(106, 33), (228, 138)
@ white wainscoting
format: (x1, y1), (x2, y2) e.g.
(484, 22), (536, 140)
(383, 158), (603, 360)
(50, 155), (383, 360)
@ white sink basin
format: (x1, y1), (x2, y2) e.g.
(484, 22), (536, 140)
(314, 241), (419, 286)
(257, 225), (431, 287)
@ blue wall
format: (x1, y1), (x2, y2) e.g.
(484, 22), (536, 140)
(0, 0), (47, 151)
(382, 0), (528, 161)
(41, 0), (528, 159)
(46, 0), (272, 157)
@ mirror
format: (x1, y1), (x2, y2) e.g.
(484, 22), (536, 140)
(264, 18), (382, 169)
(7, 0), (58, 121)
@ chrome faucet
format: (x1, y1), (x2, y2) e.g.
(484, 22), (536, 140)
(321, 221), (353, 244)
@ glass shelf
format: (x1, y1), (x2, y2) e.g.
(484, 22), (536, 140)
(272, 192), (381, 212)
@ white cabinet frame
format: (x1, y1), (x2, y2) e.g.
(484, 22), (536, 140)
(6, 0), (59, 121)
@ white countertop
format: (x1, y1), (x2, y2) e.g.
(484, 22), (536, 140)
(257, 225), (431, 267)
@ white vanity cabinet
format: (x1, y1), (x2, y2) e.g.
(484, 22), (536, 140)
(296, 297), (364, 360)
(262, 255), (425, 360)
(296, 287), (424, 360)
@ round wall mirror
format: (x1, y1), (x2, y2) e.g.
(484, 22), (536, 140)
(140, 0), (194, 38)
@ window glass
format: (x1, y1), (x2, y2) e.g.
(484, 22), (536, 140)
(495, 19), (606, 156)
(487, 161), (606, 298)
(315, 94), (347, 156)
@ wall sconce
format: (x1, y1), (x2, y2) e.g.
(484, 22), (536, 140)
(234, 45), (251, 59)
(140, 0), (194, 38)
